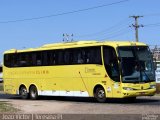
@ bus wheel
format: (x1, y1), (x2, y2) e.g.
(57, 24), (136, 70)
(19, 86), (28, 99)
(29, 86), (38, 100)
(94, 87), (106, 103)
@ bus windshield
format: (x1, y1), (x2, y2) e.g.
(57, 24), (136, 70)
(118, 46), (155, 83)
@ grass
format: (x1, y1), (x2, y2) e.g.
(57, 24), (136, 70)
(0, 83), (20, 113)
(0, 101), (19, 113)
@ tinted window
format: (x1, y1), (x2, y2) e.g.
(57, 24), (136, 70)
(103, 46), (120, 82)
(85, 47), (102, 64)
(42, 51), (55, 66)
(4, 46), (102, 67)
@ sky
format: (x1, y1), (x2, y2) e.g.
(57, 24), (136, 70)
(0, 0), (160, 62)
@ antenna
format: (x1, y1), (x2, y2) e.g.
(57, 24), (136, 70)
(63, 34), (74, 42)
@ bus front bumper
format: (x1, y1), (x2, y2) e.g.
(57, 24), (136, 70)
(122, 88), (156, 98)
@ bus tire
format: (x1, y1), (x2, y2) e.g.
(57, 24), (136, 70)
(94, 87), (106, 103)
(19, 86), (29, 99)
(29, 85), (38, 100)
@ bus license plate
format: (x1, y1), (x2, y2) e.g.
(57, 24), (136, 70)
(140, 92), (145, 95)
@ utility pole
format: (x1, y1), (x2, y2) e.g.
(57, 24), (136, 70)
(129, 16), (143, 42)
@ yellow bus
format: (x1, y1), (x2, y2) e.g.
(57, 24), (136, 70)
(3, 41), (156, 102)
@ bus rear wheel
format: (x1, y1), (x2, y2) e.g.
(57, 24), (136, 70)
(29, 86), (38, 100)
(94, 87), (106, 103)
(19, 86), (28, 99)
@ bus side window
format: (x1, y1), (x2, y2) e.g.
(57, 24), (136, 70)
(31, 52), (42, 66)
(77, 53), (84, 64)
(19, 53), (27, 67)
(103, 46), (120, 82)
(12, 54), (17, 67)
(42, 51), (48, 66)
(71, 49), (84, 64)
(36, 52), (42, 66)
(42, 51), (55, 66)
(84, 47), (102, 64)
(55, 50), (64, 65)
(32, 53), (37, 66)
(4, 54), (12, 67)
(24, 53), (32, 66)
(64, 50), (71, 65)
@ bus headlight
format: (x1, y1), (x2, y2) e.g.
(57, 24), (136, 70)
(150, 85), (156, 89)
(123, 87), (134, 90)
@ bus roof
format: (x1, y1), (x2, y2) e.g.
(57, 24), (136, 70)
(4, 40), (147, 54)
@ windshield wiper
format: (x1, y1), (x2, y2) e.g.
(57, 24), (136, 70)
(137, 61), (151, 82)
(141, 70), (152, 82)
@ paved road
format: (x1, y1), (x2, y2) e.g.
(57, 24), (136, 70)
(0, 93), (160, 120)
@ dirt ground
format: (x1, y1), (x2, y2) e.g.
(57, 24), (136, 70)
(0, 82), (160, 115)
(0, 94), (160, 114)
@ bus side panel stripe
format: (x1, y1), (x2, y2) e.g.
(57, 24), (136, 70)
(38, 90), (89, 97)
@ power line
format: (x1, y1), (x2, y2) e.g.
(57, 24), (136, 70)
(95, 27), (129, 39)
(74, 18), (132, 40)
(144, 22), (160, 27)
(143, 13), (160, 17)
(99, 27), (131, 40)
(75, 18), (130, 38)
(81, 26), (130, 40)
(137, 13), (160, 27)
(0, 0), (129, 24)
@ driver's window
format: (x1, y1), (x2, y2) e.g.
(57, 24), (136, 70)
(103, 46), (120, 82)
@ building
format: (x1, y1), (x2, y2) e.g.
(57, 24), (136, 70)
(151, 46), (160, 61)
(150, 46), (160, 84)
(155, 61), (160, 83)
